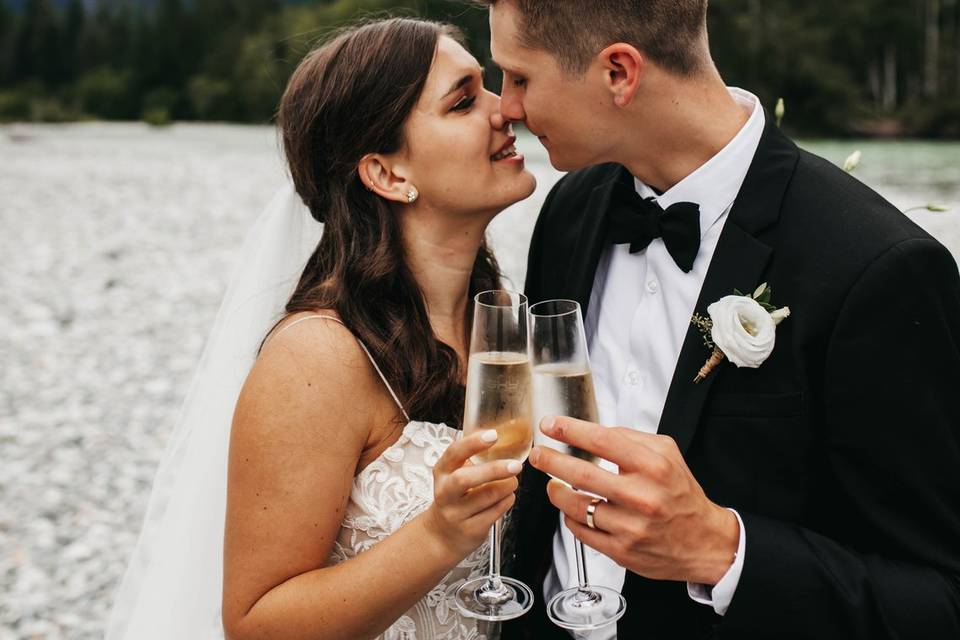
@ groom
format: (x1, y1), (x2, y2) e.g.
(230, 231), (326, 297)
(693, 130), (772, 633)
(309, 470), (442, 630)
(475, 1), (960, 638)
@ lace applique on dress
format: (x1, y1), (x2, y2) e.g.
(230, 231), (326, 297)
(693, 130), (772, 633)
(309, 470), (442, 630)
(329, 421), (496, 640)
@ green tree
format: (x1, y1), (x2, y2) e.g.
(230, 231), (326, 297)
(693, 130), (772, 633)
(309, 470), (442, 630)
(0, 0), (15, 84)
(62, 0), (84, 81)
(14, 0), (64, 84)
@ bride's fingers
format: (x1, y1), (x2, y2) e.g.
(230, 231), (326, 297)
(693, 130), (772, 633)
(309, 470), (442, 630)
(466, 491), (517, 528)
(447, 460), (522, 498)
(434, 430), (499, 476)
(459, 477), (519, 518)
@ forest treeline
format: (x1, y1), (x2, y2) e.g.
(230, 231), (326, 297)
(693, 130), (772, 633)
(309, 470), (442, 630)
(1, 0), (958, 136)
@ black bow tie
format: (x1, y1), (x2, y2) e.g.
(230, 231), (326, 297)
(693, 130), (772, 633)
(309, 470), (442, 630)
(606, 180), (702, 273)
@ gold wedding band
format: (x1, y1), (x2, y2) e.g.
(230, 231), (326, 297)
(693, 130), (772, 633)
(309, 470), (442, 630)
(586, 498), (603, 530)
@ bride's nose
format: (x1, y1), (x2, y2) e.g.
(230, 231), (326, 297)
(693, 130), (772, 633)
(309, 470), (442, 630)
(490, 101), (510, 132)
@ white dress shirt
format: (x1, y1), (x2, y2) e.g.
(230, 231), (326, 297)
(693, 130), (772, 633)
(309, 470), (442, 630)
(543, 88), (765, 638)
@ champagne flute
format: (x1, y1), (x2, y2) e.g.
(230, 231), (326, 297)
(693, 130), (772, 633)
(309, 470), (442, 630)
(454, 290), (535, 621)
(529, 299), (627, 631)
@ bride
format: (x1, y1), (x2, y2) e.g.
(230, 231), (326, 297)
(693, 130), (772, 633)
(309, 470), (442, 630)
(106, 17), (536, 640)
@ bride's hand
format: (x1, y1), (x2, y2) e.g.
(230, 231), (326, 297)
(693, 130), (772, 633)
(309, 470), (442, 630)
(424, 429), (523, 558)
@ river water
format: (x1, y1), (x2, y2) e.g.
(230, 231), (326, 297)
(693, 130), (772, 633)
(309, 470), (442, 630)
(1, 122), (958, 638)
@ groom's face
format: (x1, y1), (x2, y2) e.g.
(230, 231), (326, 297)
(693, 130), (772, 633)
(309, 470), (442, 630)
(489, 2), (617, 172)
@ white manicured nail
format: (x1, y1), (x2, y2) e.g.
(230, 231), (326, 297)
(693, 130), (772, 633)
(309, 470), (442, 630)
(507, 460), (523, 474)
(481, 429), (499, 443)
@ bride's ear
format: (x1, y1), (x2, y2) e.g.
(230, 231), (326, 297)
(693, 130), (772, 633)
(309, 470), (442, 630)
(359, 153), (417, 205)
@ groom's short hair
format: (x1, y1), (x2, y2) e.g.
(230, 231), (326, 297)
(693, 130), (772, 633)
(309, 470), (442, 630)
(476, 0), (709, 76)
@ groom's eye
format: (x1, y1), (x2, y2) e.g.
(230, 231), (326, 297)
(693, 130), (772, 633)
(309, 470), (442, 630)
(512, 77), (527, 89)
(451, 95), (476, 112)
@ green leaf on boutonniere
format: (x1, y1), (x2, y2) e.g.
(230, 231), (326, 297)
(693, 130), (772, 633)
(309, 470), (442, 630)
(752, 283), (769, 300)
(733, 288), (745, 297)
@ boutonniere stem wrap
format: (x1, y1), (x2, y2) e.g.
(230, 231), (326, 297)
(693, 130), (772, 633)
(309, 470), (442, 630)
(691, 283), (790, 383)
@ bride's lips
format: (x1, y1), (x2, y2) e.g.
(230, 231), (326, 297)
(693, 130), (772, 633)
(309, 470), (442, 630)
(490, 135), (524, 165)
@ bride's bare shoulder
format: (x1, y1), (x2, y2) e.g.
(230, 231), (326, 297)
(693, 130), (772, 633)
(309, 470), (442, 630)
(260, 310), (360, 364)
(233, 310), (381, 450)
(257, 309), (370, 376)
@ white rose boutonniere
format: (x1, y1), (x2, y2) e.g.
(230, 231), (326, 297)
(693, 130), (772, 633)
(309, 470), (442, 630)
(691, 283), (790, 383)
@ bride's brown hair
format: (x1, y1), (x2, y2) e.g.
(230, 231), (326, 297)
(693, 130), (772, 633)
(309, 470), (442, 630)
(276, 18), (502, 428)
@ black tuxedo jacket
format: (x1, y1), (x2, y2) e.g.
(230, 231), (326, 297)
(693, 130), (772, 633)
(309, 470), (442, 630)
(502, 120), (960, 639)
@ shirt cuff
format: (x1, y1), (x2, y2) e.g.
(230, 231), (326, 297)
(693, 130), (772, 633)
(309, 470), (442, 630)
(686, 508), (745, 616)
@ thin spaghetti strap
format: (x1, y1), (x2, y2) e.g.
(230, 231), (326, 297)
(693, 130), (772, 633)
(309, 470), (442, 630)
(266, 315), (411, 422)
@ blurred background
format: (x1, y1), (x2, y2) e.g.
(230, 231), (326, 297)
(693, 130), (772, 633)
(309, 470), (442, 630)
(1, 0), (960, 133)
(1, 1), (959, 639)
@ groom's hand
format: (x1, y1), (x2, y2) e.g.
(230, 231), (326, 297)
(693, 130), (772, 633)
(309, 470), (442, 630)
(528, 416), (739, 586)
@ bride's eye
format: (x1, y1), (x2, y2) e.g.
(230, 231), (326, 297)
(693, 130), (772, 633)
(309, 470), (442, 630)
(451, 95), (476, 112)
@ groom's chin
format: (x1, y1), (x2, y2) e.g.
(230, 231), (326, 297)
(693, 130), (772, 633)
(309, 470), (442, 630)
(543, 146), (594, 173)
(548, 154), (588, 173)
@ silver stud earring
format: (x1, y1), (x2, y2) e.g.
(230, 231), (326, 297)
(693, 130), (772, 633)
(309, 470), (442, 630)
(406, 187), (419, 203)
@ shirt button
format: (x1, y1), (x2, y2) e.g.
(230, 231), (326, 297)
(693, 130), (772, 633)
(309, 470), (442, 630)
(646, 279), (659, 294)
(626, 370), (641, 386)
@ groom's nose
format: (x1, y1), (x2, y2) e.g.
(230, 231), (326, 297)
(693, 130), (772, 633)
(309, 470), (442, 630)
(499, 86), (526, 123)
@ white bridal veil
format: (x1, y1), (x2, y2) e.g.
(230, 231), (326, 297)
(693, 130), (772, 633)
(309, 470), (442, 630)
(105, 183), (322, 638)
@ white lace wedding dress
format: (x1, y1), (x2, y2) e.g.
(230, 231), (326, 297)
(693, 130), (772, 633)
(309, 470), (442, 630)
(280, 315), (498, 640)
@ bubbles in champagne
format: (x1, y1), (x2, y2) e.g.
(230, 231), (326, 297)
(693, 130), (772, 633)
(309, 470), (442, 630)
(464, 351), (534, 465)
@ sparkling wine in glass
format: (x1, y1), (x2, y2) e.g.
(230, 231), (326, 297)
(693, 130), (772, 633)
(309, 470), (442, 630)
(454, 290), (535, 622)
(529, 299), (627, 631)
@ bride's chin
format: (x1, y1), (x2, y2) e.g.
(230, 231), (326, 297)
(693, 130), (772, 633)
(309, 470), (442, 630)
(472, 174), (537, 213)
(518, 172), (538, 199)
(490, 185), (537, 216)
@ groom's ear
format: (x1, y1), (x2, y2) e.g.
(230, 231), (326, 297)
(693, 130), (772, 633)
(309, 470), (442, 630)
(598, 43), (644, 108)
(358, 153), (414, 205)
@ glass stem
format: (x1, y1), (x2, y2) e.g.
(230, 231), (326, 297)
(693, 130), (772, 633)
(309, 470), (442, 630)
(486, 517), (503, 591)
(574, 539), (591, 589)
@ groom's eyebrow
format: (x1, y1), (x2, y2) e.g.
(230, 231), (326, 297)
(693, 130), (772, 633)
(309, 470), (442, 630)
(491, 58), (522, 76)
(442, 67), (485, 98)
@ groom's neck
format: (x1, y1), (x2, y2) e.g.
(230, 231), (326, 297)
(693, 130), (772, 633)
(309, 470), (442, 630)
(615, 70), (750, 193)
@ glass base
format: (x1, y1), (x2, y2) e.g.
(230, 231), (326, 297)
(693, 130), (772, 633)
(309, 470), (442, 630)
(454, 575), (534, 622)
(547, 585), (626, 631)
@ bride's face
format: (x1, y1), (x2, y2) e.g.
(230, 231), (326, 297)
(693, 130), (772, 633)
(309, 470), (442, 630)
(399, 36), (536, 215)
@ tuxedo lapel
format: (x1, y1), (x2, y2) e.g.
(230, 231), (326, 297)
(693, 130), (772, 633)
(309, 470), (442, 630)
(564, 169), (622, 316)
(658, 119), (800, 454)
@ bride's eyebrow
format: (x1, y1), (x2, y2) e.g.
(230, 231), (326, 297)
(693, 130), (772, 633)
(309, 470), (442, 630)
(441, 67), (485, 99)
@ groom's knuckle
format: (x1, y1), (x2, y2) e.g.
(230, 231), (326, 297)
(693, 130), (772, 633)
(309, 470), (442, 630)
(572, 464), (593, 488)
(646, 456), (672, 483)
(644, 495), (666, 519)
(623, 487), (660, 517)
(624, 491), (647, 513)
(626, 520), (649, 544)
(589, 429), (610, 452)
(655, 434), (679, 456)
